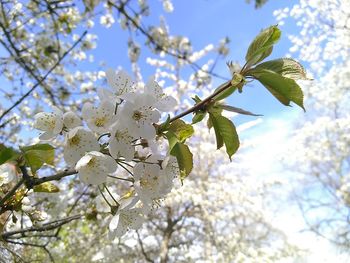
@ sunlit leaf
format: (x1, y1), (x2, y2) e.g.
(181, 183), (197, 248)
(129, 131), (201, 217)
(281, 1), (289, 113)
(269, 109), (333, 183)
(245, 25), (281, 68)
(249, 69), (305, 110)
(33, 182), (60, 193)
(249, 58), (309, 80)
(210, 113), (240, 160)
(21, 144), (55, 174)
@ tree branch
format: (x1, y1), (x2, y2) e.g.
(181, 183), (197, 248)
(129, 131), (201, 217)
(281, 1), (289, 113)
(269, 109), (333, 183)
(0, 30), (87, 124)
(1, 214), (82, 239)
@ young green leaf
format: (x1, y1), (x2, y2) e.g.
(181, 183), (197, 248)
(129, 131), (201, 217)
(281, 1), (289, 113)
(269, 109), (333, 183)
(192, 111), (206, 124)
(168, 119), (194, 142)
(245, 25), (281, 68)
(165, 130), (179, 152)
(21, 144), (55, 174)
(209, 113), (240, 160)
(33, 182), (60, 193)
(249, 69), (305, 111)
(248, 58), (309, 80)
(170, 142), (193, 180)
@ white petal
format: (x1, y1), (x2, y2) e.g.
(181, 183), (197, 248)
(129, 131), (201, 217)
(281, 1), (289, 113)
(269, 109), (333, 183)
(75, 155), (93, 170)
(103, 155), (117, 174)
(39, 131), (55, 141)
(63, 112), (82, 129)
(140, 123), (156, 140)
(109, 214), (120, 232)
(155, 96), (177, 112)
(82, 102), (95, 120)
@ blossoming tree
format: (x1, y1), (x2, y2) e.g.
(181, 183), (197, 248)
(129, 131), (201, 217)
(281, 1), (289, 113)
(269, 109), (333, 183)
(275, 0), (350, 249)
(1, 0), (306, 261)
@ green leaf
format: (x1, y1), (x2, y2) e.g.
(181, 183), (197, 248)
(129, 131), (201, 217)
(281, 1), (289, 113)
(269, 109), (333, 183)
(192, 111), (206, 124)
(168, 119), (194, 142)
(249, 58), (309, 80)
(209, 113), (240, 160)
(0, 144), (18, 165)
(33, 182), (60, 193)
(165, 131), (179, 152)
(157, 114), (171, 134)
(21, 144), (55, 174)
(209, 114), (224, 149)
(191, 95), (202, 104)
(245, 25), (281, 68)
(249, 69), (305, 110)
(170, 142), (193, 180)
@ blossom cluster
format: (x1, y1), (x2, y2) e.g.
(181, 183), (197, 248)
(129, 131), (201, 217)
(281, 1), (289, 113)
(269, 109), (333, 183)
(33, 69), (179, 238)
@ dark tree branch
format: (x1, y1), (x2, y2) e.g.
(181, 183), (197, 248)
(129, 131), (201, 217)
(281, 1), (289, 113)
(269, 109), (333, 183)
(1, 214), (82, 239)
(0, 30), (87, 124)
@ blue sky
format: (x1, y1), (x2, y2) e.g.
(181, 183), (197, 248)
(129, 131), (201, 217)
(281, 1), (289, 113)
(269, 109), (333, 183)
(89, 0), (303, 127)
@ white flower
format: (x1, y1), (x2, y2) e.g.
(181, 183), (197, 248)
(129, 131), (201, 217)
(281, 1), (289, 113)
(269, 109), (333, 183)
(63, 127), (100, 166)
(162, 0), (174, 13)
(119, 93), (161, 140)
(75, 151), (117, 185)
(100, 13), (115, 28)
(133, 162), (168, 205)
(108, 122), (136, 162)
(99, 69), (137, 103)
(145, 77), (177, 112)
(63, 111), (82, 129)
(109, 198), (144, 239)
(0, 163), (17, 186)
(34, 106), (63, 140)
(82, 101), (116, 133)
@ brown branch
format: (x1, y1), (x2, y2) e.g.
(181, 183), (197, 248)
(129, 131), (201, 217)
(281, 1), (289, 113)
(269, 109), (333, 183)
(32, 168), (77, 185)
(136, 230), (154, 263)
(1, 214), (82, 239)
(0, 168), (76, 213)
(169, 80), (232, 123)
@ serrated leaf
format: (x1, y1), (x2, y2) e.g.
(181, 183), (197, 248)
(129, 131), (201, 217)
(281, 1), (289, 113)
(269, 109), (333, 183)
(21, 144), (55, 174)
(33, 182), (60, 193)
(170, 142), (193, 180)
(168, 119), (194, 142)
(0, 144), (18, 165)
(210, 113), (240, 160)
(250, 69), (305, 110)
(249, 58), (309, 80)
(245, 25), (281, 68)
(220, 105), (262, 116)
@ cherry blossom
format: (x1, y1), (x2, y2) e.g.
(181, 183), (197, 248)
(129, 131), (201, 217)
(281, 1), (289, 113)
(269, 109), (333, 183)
(82, 101), (116, 134)
(33, 106), (63, 140)
(75, 151), (117, 185)
(144, 77), (177, 112)
(63, 127), (100, 166)
(118, 93), (161, 140)
(108, 122), (136, 162)
(63, 111), (82, 130)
